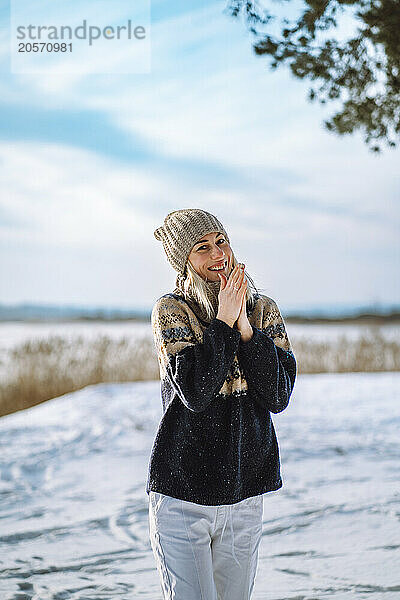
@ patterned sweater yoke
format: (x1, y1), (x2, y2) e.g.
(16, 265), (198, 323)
(146, 291), (297, 506)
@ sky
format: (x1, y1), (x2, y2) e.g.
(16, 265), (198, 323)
(0, 0), (399, 313)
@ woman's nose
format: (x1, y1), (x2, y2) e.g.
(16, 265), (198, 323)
(210, 247), (225, 258)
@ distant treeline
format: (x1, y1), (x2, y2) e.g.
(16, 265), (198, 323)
(0, 303), (399, 323)
(287, 311), (400, 324)
(0, 303), (149, 322)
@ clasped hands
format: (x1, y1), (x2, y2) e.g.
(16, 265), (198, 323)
(217, 263), (253, 342)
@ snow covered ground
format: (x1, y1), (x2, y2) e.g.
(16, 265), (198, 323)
(0, 372), (399, 599)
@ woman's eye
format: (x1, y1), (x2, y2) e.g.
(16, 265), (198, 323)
(198, 239), (225, 251)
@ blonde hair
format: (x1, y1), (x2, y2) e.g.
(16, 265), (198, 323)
(176, 251), (260, 322)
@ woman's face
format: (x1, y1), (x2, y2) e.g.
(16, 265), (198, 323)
(188, 231), (233, 282)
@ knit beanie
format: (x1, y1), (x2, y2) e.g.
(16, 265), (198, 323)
(153, 209), (230, 275)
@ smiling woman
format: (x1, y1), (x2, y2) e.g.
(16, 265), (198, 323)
(148, 208), (297, 600)
(188, 231), (232, 281)
(157, 218), (260, 324)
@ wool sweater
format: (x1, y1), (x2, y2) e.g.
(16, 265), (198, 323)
(146, 290), (297, 506)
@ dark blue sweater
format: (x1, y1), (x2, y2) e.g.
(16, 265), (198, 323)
(146, 292), (297, 505)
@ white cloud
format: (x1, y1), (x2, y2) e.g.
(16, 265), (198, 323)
(0, 139), (397, 252)
(0, 2), (398, 306)
(0, 141), (161, 249)
(2, 1), (400, 188)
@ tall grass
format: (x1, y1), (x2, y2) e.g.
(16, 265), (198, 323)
(0, 334), (158, 418)
(294, 326), (400, 373)
(0, 326), (399, 418)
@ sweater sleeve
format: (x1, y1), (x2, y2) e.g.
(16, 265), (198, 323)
(237, 297), (297, 414)
(151, 296), (242, 413)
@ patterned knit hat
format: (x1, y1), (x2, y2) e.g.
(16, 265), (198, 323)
(154, 209), (230, 274)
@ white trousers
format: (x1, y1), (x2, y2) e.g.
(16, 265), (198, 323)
(149, 491), (264, 600)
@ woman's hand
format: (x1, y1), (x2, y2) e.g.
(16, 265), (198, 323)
(216, 264), (246, 328)
(235, 268), (253, 342)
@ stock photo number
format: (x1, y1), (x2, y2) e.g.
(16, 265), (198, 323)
(18, 42), (73, 52)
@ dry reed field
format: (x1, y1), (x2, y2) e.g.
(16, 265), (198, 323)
(293, 326), (400, 373)
(0, 327), (399, 418)
(0, 335), (158, 418)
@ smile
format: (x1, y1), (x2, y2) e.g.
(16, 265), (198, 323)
(208, 260), (227, 271)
